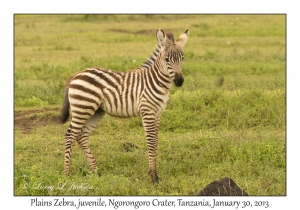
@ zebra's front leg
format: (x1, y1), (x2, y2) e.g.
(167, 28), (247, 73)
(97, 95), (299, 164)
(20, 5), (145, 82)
(142, 112), (159, 184)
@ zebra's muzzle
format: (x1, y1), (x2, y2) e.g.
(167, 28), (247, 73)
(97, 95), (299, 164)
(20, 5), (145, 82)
(173, 74), (184, 87)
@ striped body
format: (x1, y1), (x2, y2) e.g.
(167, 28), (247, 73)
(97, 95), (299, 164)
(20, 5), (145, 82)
(68, 67), (171, 119)
(60, 28), (189, 183)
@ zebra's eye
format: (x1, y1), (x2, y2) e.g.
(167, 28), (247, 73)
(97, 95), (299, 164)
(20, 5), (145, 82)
(165, 58), (170, 62)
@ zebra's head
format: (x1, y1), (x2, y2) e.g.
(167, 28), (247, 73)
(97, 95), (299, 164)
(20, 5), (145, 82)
(156, 28), (189, 87)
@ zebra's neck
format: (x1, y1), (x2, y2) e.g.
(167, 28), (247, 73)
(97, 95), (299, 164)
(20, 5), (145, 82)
(150, 54), (174, 92)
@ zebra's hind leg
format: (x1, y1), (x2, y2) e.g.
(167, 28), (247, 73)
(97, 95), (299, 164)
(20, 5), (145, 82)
(64, 123), (84, 175)
(76, 110), (105, 175)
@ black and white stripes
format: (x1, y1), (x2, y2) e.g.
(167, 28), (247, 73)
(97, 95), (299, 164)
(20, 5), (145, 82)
(60, 28), (189, 183)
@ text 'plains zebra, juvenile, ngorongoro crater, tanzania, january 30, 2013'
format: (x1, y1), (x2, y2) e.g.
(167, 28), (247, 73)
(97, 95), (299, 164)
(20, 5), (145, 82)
(60, 28), (189, 183)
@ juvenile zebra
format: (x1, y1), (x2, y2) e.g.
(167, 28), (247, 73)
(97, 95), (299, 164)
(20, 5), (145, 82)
(60, 28), (189, 183)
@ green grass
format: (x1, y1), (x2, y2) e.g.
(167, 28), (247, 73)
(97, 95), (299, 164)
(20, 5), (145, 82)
(14, 14), (286, 195)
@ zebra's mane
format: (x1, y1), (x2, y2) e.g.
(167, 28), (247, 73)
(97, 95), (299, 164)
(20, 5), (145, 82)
(140, 43), (162, 70)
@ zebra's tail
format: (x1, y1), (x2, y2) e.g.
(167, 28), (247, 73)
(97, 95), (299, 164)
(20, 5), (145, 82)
(60, 87), (70, 124)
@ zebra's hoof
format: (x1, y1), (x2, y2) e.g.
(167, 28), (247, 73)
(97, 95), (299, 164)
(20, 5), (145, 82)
(151, 173), (159, 184)
(93, 168), (101, 177)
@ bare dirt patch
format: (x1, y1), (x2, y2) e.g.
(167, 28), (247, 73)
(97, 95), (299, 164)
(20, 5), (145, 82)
(109, 29), (130, 34)
(108, 29), (171, 36)
(134, 30), (156, 35)
(14, 108), (61, 133)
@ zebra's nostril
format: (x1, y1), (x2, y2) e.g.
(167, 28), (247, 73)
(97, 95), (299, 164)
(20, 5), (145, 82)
(174, 77), (184, 87)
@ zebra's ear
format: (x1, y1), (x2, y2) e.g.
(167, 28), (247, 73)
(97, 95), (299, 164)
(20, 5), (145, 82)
(156, 28), (166, 46)
(176, 28), (189, 48)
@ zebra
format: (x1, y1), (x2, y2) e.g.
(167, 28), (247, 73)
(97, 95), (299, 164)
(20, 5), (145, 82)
(60, 28), (189, 183)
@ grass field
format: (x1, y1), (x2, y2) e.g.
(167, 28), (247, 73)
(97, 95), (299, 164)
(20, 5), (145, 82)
(14, 14), (286, 196)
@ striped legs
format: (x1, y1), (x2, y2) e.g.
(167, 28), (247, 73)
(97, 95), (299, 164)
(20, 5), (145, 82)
(64, 110), (104, 175)
(64, 123), (82, 175)
(76, 111), (105, 174)
(142, 112), (160, 183)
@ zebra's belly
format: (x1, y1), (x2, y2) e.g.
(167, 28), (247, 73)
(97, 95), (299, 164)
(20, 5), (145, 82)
(100, 101), (140, 118)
